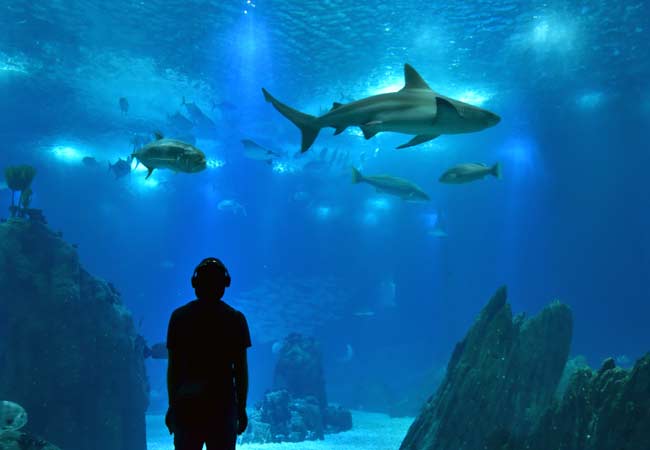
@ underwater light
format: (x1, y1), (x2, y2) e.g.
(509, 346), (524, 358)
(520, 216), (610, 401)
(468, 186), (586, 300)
(576, 92), (604, 109)
(207, 158), (226, 169)
(272, 162), (298, 174)
(367, 198), (391, 211)
(457, 89), (492, 106)
(533, 22), (551, 43)
(362, 211), (379, 225)
(51, 145), (83, 163)
(368, 79), (403, 96)
(315, 206), (331, 219)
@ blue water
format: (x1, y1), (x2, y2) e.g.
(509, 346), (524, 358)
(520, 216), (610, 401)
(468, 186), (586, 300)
(1, 0), (649, 423)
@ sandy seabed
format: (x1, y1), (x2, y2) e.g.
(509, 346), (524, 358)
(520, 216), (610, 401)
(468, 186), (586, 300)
(147, 410), (414, 450)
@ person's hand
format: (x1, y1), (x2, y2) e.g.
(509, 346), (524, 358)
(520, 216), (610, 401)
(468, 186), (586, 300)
(237, 408), (248, 435)
(165, 408), (175, 435)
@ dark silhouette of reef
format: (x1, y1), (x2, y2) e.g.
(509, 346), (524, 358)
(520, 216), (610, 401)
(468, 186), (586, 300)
(0, 430), (62, 450)
(400, 286), (650, 450)
(0, 218), (149, 450)
(242, 333), (352, 444)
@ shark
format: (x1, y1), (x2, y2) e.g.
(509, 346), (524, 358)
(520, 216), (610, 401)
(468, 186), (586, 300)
(262, 64), (501, 152)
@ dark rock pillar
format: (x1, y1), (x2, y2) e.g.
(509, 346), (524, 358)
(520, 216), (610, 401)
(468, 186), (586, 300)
(0, 218), (148, 450)
(400, 286), (573, 450)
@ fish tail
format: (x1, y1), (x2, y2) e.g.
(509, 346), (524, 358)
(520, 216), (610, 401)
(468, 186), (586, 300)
(351, 167), (363, 184)
(262, 88), (321, 153)
(492, 162), (502, 180)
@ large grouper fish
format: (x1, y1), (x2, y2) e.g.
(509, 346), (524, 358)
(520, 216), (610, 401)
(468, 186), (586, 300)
(132, 132), (207, 179)
(262, 64), (501, 152)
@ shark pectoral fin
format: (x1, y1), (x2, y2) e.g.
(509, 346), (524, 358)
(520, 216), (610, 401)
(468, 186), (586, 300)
(396, 134), (440, 149)
(360, 123), (381, 140)
(436, 97), (463, 117)
(360, 127), (379, 140)
(334, 126), (347, 135)
(402, 64), (432, 91)
(145, 167), (154, 179)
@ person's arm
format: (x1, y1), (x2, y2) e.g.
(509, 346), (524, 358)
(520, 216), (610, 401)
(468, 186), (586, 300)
(167, 349), (180, 406)
(233, 349), (249, 410)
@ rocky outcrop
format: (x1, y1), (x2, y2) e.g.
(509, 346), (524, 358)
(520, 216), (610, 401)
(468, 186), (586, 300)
(519, 355), (650, 450)
(400, 286), (650, 450)
(0, 430), (62, 450)
(241, 333), (352, 444)
(400, 286), (573, 450)
(273, 333), (328, 412)
(0, 218), (148, 450)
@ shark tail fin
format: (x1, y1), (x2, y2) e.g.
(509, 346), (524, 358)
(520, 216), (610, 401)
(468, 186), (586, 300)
(262, 88), (321, 153)
(492, 162), (502, 180)
(351, 167), (363, 184)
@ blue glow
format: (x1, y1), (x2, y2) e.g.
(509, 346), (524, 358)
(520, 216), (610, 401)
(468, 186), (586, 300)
(315, 206), (331, 219)
(367, 198), (391, 211)
(577, 91), (604, 109)
(457, 89), (492, 106)
(498, 136), (539, 180)
(362, 211), (379, 226)
(272, 162), (298, 174)
(207, 158), (226, 169)
(51, 145), (84, 163)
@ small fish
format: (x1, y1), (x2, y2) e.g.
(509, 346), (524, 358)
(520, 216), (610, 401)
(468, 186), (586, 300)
(167, 111), (194, 132)
(130, 134), (150, 151)
(132, 132), (206, 179)
(218, 199), (247, 216)
(144, 342), (168, 359)
(82, 156), (99, 167)
(0, 400), (28, 434)
(119, 97), (129, 115)
(352, 167), (430, 201)
(292, 191), (310, 201)
(108, 157), (132, 179)
(439, 162), (502, 184)
(353, 311), (376, 318)
(182, 97), (215, 128)
(241, 139), (284, 163)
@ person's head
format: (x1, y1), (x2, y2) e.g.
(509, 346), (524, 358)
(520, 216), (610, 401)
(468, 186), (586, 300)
(191, 257), (231, 300)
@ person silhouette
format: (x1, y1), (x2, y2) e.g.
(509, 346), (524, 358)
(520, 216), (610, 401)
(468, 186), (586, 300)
(165, 257), (251, 450)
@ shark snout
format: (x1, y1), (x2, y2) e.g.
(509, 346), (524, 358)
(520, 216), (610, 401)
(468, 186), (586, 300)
(486, 112), (501, 128)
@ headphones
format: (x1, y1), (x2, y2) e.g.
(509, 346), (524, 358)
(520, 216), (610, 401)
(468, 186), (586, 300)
(191, 257), (231, 289)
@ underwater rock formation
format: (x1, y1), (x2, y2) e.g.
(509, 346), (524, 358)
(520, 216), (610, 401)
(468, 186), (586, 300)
(0, 430), (62, 450)
(400, 286), (573, 450)
(273, 333), (328, 412)
(400, 286), (650, 450)
(241, 333), (352, 444)
(0, 218), (149, 450)
(520, 355), (650, 450)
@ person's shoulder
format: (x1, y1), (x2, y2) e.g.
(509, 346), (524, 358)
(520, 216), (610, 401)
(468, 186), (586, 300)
(171, 300), (199, 318)
(220, 300), (247, 319)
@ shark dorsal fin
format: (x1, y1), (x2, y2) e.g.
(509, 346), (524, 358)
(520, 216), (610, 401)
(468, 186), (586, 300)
(331, 102), (343, 111)
(403, 64), (432, 90)
(154, 131), (164, 140)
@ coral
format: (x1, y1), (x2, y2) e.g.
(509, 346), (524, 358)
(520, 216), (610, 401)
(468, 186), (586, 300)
(0, 219), (149, 450)
(3, 165), (37, 217)
(242, 333), (352, 444)
(3, 165), (36, 193)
